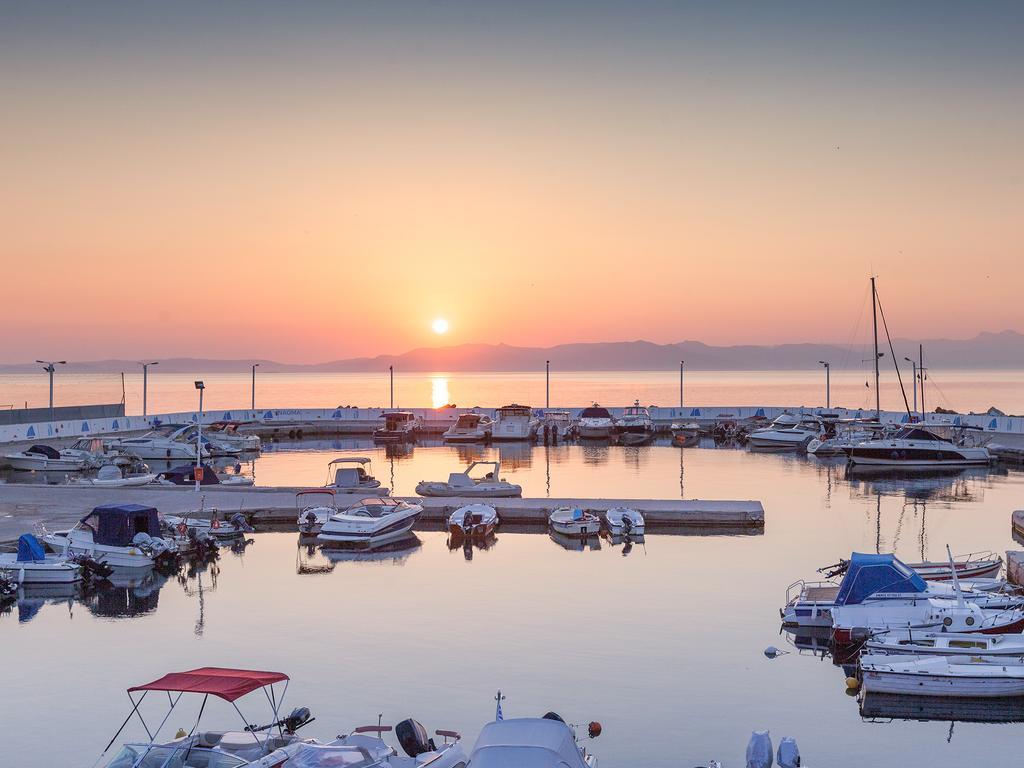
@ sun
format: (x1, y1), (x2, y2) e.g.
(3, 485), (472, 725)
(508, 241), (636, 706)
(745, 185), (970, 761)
(432, 317), (449, 334)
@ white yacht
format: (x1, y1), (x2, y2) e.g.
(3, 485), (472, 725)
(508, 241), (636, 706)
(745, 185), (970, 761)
(42, 503), (179, 569)
(806, 421), (891, 457)
(415, 460), (522, 497)
(846, 425), (991, 467)
(443, 412), (494, 443)
(539, 410), (574, 440)
(576, 405), (615, 440)
(745, 413), (822, 450)
(325, 457), (389, 495)
(3, 443), (93, 472)
(373, 411), (418, 442)
(492, 404), (539, 441)
(107, 424), (208, 461)
(317, 497), (423, 546)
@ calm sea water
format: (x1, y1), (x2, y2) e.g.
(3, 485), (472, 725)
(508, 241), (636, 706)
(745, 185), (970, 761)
(4, 441), (1024, 766)
(1, 369), (1023, 415)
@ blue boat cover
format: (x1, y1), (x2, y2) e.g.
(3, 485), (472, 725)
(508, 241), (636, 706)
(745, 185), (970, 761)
(81, 504), (162, 547)
(159, 464), (220, 486)
(833, 552), (928, 606)
(16, 533), (46, 562)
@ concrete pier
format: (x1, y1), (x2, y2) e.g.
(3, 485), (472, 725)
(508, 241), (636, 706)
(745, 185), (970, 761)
(0, 483), (763, 543)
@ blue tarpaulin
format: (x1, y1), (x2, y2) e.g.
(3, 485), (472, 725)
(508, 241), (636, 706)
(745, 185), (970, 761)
(81, 504), (162, 547)
(16, 534), (46, 562)
(834, 552), (928, 606)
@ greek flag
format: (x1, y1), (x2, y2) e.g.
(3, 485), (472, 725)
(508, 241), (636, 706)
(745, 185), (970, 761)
(495, 691), (504, 721)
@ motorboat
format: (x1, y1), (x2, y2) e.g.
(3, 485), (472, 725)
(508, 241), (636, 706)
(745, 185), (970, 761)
(3, 443), (93, 472)
(820, 551), (1002, 582)
(325, 457), (389, 495)
(577, 405), (615, 440)
(602, 507), (644, 536)
(42, 504), (179, 569)
(415, 461), (522, 498)
(205, 422), (262, 452)
(492, 404), (539, 442)
(317, 497), (423, 546)
(616, 400), (654, 440)
(549, 507), (601, 536)
(0, 534), (82, 584)
(745, 413), (823, 450)
(448, 503), (499, 540)
(107, 424), (208, 461)
(281, 719), (466, 768)
(539, 410), (574, 441)
(373, 411), (418, 443)
(443, 412), (494, 443)
(832, 598), (1024, 645)
(295, 489), (339, 534)
(68, 464), (157, 487)
(782, 553), (1019, 629)
(846, 425), (991, 467)
(860, 654), (1024, 698)
(164, 511), (254, 540)
(95, 667), (316, 768)
(671, 422), (702, 446)
(65, 437), (139, 467)
(865, 631), (1024, 658)
(465, 711), (600, 768)
(806, 421), (893, 457)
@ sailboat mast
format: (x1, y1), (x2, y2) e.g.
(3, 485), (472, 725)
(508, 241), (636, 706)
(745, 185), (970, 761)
(919, 343), (925, 418)
(871, 276), (881, 418)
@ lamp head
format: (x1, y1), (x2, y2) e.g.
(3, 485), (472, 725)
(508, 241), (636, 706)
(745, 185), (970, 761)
(194, 381), (205, 390)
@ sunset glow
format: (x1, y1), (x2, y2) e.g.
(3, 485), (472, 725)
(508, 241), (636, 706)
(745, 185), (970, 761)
(432, 318), (450, 335)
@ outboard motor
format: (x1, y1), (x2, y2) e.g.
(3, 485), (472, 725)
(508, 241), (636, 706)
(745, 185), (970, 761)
(229, 512), (254, 533)
(621, 514), (633, 534)
(283, 707), (313, 734)
(777, 737), (800, 768)
(73, 555), (114, 581)
(396, 718), (435, 757)
(746, 730), (773, 768)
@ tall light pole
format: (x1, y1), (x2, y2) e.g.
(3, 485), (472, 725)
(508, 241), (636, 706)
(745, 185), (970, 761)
(251, 363), (260, 411)
(36, 360), (66, 422)
(904, 357), (917, 417)
(194, 380), (205, 491)
(679, 361), (685, 408)
(818, 361), (831, 409)
(545, 360), (550, 409)
(139, 361), (158, 417)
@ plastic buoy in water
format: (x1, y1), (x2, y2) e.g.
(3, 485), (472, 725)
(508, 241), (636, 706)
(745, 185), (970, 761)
(764, 646), (788, 659)
(846, 676), (860, 690)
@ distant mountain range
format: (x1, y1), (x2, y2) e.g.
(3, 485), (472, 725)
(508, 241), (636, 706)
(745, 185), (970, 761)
(2, 331), (1022, 373)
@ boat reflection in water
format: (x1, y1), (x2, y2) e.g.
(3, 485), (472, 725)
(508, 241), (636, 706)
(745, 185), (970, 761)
(860, 692), (1024, 724)
(295, 534), (422, 575)
(549, 530), (602, 552)
(844, 464), (996, 502)
(601, 531), (645, 557)
(447, 532), (498, 561)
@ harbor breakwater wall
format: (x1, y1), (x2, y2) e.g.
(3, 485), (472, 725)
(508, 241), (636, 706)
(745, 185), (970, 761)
(3, 404), (1024, 447)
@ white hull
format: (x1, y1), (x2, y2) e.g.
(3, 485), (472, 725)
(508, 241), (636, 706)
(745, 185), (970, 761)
(847, 455), (990, 467)
(4, 455), (88, 472)
(443, 431), (490, 443)
(70, 474), (157, 488)
(0, 554), (81, 583)
(863, 664), (1024, 697)
(318, 518), (418, 546)
(43, 531), (158, 569)
(416, 483), (521, 498)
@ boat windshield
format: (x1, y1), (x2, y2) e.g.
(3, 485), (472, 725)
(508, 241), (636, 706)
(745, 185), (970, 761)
(345, 498), (403, 517)
(456, 414), (481, 427)
(105, 744), (247, 768)
(580, 408), (611, 419)
(894, 427), (942, 441)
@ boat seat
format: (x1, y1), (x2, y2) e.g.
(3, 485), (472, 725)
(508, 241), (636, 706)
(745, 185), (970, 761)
(447, 473), (474, 488)
(335, 468), (361, 488)
(803, 586), (840, 601)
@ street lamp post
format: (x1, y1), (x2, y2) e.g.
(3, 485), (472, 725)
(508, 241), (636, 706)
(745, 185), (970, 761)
(194, 381), (205, 491)
(140, 361), (158, 417)
(389, 366), (394, 410)
(545, 360), (550, 409)
(904, 357), (918, 417)
(36, 360), (66, 423)
(251, 363), (260, 411)
(679, 361), (685, 408)
(818, 361), (831, 409)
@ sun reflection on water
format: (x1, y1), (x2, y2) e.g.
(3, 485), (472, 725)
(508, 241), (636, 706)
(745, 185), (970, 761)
(431, 376), (450, 409)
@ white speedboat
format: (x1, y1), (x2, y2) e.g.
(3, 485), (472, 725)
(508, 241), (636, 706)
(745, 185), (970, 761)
(3, 444), (92, 472)
(107, 424), (208, 461)
(846, 425), (991, 466)
(373, 411), (418, 442)
(539, 411), (574, 440)
(449, 503), (499, 540)
(832, 598), (1024, 645)
(416, 461), (522, 498)
(806, 421), (892, 457)
(0, 534), (82, 584)
(285, 720), (466, 768)
(603, 507), (645, 536)
(577, 405), (615, 440)
(68, 464), (157, 487)
(443, 413), (494, 443)
(861, 655), (1024, 698)
(466, 713), (600, 768)
(746, 413), (822, 450)
(616, 400), (654, 442)
(549, 507), (601, 536)
(42, 504), (179, 569)
(318, 497), (423, 546)
(204, 422), (262, 452)
(325, 457), (389, 495)
(865, 631), (1024, 658)
(492, 404), (539, 442)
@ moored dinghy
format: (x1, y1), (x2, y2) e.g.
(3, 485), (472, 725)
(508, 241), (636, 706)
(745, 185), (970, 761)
(325, 456), (389, 495)
(449, 503), (498, 541)
(549, 507), (600, 536)
(860, 654), (1024, 698)
(416, 461), (522, 498)
(0, 534), (82, 584)
(603, 507), (644, 536)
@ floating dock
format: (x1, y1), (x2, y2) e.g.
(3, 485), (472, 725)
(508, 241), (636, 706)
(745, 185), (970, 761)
(0, 483), (762, 543)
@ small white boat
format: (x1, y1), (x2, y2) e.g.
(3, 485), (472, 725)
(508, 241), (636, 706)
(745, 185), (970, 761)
(746, 413), (822, 450)
(466, 713), (600, 768)
(865, 631), (1024, 658)
(68, 464), (157, 487)
(603, 507), (645, 536)
(577, 405), (615, 440)
(318, 497), (423, 546)
(286, 720), (466, 768)
(443, 413), (494, 443)
(861, 654), (1024, 698)
(549, 507), (601, 536)
(416, 461), (522, 498)
(325, 457), (389, 495)
(448, 503), (498, 540)
(43, 504), (178, 569)
(164, 511), (254, 540)
(539, 411), (574, 440)
(0, 534), (82, 583)
(616, 400), (654, 442)
(373, 411), (418, 442)
(492, 404), (539, 442)
(3, 444), (92, 472)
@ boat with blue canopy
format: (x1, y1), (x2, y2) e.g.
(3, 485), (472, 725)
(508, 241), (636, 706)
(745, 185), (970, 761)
(41, 504), (179, 569)
(0, 533), (82, 584)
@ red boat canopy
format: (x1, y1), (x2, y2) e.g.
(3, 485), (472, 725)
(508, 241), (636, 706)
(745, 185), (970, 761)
(128, 667), (289, 702)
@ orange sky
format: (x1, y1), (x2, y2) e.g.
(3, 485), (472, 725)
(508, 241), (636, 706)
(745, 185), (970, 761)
(2, 4), (1022, 362)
